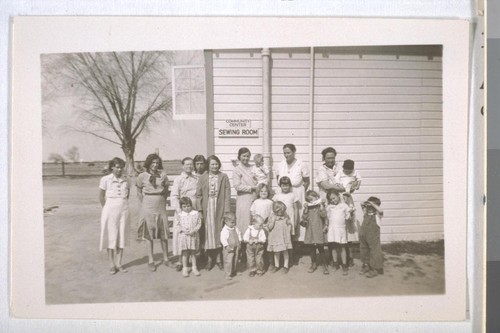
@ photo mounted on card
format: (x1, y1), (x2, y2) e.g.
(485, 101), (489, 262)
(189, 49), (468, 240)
(10, 17), (470, 321)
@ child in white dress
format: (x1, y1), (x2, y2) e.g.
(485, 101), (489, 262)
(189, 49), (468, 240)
(250, 183), (274, 223)
(325, 189), (353, 275)
(267, 201), (293, 274)
(174, 197), (202, 277)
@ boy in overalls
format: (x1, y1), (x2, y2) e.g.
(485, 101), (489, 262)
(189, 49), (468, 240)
(243, 215), (267, 277)
(359, 196), (384, 278)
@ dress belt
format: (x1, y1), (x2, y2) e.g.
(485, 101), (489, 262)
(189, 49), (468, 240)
(144, 192), (164, 196)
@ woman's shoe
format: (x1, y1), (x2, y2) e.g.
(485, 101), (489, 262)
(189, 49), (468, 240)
(192, 267), (201, 276)
(148, 262), (156, 272)
(109, 266), (118, 275)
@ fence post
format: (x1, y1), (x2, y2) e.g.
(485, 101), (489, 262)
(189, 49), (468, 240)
(62, 161), (65, 176)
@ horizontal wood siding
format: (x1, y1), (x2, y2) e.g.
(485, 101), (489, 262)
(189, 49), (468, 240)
(212, 50), (263, 195)
(269, 48), (312, 169)
(312, 46), (443, 242)
(210, 46), (443, 242)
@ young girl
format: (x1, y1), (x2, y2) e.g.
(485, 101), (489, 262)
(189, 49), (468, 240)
(99, 157), (130, 275)
(273, 176), (300, 264)
(325, 189), (353, 275)
(174, 197), (202, 277)
(301, 190), (329, 275)
(336, 159), (362, 265)
(267, 201), (293, 274)
(359, 196), (384, 278)
(250, 183), (274, 223)
(243, 215), (267, 277)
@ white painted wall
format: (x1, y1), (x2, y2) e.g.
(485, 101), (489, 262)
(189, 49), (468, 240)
(212, 46), (443, 242)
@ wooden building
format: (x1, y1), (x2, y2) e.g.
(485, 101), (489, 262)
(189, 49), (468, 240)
(189, 46), (443, 242)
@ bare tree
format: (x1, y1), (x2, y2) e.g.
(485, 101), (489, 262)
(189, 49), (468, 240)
(58, 51), (172, 175)
(48, 153), (65, 163)
(64, 146), (80, 163)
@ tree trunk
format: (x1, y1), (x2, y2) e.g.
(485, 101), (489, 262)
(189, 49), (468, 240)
(122, 138), (136, 177)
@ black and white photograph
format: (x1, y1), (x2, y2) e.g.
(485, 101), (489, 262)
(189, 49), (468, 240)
(10, 17), (470, 322)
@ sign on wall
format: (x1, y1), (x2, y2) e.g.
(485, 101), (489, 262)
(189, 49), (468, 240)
(218, 119), (259, 138)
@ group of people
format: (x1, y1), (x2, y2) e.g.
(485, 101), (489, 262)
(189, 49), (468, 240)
(98, 144), (385, 281)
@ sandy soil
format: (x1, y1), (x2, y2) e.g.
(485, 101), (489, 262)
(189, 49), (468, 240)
(43, 177), (445, 304)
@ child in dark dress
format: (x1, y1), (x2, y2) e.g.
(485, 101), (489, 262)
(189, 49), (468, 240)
(301, 190), (329, 275)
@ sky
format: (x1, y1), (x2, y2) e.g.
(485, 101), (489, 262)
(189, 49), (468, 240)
(41, 50), (207, 162)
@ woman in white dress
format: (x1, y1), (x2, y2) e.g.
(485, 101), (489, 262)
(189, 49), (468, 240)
(275, 143), (310, 264)
(99, 157), (130, 275)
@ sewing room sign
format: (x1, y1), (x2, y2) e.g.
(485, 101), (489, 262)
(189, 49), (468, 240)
(218, 119), (259, 138)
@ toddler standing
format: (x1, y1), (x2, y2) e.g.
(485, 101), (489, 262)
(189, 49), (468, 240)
(301, 190), (329, 275)
(336, 159), (362, 265)
(174, 197), (202, 277)
(243, 215), (267, 277)
(267, 201), (293, 274)
(273, 176), (300, 264)
(325, 189), (353, 275)
(359, 196), (384, 278)
(220, 212), (242, 280)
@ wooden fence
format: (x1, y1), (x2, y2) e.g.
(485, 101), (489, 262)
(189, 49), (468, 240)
(42, 160), (183, 177)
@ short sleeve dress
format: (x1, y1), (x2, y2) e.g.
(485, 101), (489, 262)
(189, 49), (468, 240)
(99, 174), (130, 251)
(136, 171), (170, 240)
(174, 210), (201, 252)
(266, 214), (292, 252)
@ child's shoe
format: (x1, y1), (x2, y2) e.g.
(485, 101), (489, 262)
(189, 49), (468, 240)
(182, 267), (189, 278)
(342, 265), (348, 276)
(322, 265), (330, 275)
(366, 269), (379, 278)
(308, 263), (318, 273)
(192, 267), (201, 276)
(268, 265), (277, 273)
(281, 267), (289, 274)
(359, 264), (370, 275)
(225, 275), (232, 280)
(332, 263), (340, 272)
(175, 263), (183, 272)
(249, 271), (256, 277)
(256, 270), (264, 276)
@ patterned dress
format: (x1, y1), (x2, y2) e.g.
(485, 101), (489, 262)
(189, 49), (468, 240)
(175, 210), (201, 252)
(136, 171), (169, 240)
(267, 214), (292, 252)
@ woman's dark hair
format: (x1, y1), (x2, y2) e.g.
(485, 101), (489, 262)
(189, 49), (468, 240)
(144, 153), (163, 171)
(181, 157), (193, 165)
(321, 147), (337, 160)
(237, 147), (251, 161)
(179, 196), (193, 207)
(108, 157), (125, 171)
(206, 155), (221, 170)
(283, 143), (296, 153)
(193, 155), (207, 173)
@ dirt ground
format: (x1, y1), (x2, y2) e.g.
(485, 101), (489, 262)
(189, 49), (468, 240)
(43, 177), (445, 305)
